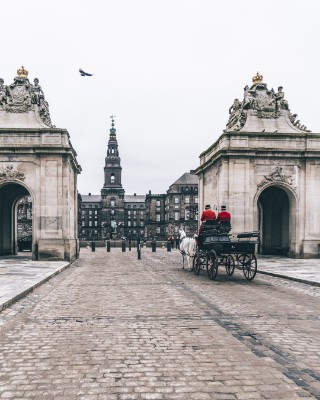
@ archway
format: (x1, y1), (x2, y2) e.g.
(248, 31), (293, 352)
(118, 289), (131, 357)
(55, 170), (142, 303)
(258, 186), (290, 256)
(0, 182), (32, 256)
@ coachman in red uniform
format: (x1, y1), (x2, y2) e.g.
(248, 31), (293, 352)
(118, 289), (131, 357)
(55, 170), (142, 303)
(217, 205), (231, 223)
(200, 204), (216, 222)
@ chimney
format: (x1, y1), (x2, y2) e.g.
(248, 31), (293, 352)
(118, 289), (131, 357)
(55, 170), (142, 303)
(88, 193), (91, 196)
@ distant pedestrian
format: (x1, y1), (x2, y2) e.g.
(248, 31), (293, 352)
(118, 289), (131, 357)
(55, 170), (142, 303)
(175, 237), (179, 249)
(170, 236), (174, 249)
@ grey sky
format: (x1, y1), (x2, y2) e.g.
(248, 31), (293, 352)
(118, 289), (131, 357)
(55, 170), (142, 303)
(2, 0), (320, 195)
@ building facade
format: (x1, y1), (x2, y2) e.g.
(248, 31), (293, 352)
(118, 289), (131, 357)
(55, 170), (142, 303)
(78, 118), (199, 241)
(196, 72), (320, 258)
(0, 67), (81, 261)
(165, 171), (199, 238)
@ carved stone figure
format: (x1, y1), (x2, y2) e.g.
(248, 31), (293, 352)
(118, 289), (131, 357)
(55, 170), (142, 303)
(31, 78), (44, 106)
(242, 85), (255, 110)
(226, 98), (243, 130)
(0, 165), (25, 181)
(257, 166), (293, 189)
(0, 78), (8, 106)
(274, 86), (289, 112)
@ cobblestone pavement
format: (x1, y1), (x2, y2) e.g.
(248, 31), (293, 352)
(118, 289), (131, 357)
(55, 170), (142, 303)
(0, 248), (319, 400)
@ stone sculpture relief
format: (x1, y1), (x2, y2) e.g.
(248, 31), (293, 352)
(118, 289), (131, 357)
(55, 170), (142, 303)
(0, 67), (54, 127)
(257, 166), (293, 189)
(226, 72), (310, 132)
(0, 165), (25, 181)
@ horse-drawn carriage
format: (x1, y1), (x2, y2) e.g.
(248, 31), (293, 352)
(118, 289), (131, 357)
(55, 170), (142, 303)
(193, 220), (260, 281)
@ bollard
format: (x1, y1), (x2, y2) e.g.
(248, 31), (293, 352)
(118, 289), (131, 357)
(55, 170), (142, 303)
(128, 238), (132, 251)
(122, 239), (126, 252)
(167, 240), (171, 252)
(151, 240), (156, 252)
(106, 240), (110, 252)
(137, 237), (141, 260)
(91, 241), (96, 252)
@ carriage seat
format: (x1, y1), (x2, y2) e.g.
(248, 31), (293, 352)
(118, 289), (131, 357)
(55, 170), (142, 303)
(237, 231), (260, 239)
(217, 221), (231, 234)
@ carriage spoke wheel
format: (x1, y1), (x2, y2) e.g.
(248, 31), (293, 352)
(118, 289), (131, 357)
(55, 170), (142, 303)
(207, 250), (218, 280)
(242, 254), (257, 281)
(224, 254), (235, 276)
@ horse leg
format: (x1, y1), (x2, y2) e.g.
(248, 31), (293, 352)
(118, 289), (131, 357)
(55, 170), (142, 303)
(187, 255), (192, 271)
(181, 253), (185, 269)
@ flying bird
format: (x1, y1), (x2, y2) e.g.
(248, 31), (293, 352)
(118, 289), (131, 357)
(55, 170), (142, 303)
(79, 68), (93, 76)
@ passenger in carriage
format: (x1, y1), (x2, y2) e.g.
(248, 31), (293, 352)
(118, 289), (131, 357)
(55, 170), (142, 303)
(197, 205), (216, 246)
(200, 204), (216, 222)
(217, 205), (231, 223)
(217, 205), (231, 233)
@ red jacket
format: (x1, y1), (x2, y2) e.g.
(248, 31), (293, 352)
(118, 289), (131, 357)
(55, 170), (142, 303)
(217, 211), (231, 222)
(200, 209), (216, 222)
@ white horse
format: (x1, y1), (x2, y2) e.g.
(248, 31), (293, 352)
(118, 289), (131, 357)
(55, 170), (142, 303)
(179, 229), (197, 271)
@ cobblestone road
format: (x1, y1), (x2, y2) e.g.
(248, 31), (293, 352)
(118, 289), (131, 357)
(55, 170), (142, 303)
(0, 248), (319, 400)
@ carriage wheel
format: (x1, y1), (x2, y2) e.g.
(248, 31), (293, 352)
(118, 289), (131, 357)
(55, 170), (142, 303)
(207, 250), (218, 280)
(242, 254), (257, 281)
(224, 254), (235, 276)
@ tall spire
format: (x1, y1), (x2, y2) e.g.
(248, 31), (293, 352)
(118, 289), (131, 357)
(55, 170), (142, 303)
(110, 114), (116, 136)
(103, 114), (123, 189)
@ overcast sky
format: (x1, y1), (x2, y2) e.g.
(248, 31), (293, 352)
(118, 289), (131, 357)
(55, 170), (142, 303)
(2, 0), (320, 195)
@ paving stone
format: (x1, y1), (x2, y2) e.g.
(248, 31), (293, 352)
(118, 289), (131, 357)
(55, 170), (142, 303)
(0, 248), (319, 399)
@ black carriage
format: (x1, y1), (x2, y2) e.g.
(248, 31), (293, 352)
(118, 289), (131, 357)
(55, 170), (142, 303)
(193, 220), (259, 281)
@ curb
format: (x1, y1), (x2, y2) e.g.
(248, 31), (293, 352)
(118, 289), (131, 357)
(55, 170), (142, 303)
(0, 263), (71, 312)
(257, 269), (320, 287)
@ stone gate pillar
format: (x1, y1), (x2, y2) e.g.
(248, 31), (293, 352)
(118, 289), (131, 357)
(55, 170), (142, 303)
(0, 67), (81, 261)
(196, 72), (320, 258)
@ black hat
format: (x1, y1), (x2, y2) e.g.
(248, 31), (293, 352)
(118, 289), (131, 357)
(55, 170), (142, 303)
(221, 205), (226, 210)
(205, 204), (211, 209)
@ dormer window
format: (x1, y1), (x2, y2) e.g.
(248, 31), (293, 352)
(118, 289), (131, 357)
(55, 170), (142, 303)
(111, 173), (115, 183)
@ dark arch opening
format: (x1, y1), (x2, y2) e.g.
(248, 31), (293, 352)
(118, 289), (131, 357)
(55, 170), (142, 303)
(0, 183), (31, 256)
(258, 186), (289, 256)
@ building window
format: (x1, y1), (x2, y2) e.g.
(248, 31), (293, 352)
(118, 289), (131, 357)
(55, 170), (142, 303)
(89, 221), (92, 227)
(111, 210), (115, 215)
(89, 210), (92, 215)
(156, 214), (161, 222)
(185, 209), (189, 220)
(174, 226), (179, 233)
(174, 197), (179, 204)
(128, 221), (131, 227)
(185, 196), (190, 204)
(82, 221), (85, 226)
(128, 210), (131, 216)
(95, 221), (98, 226)
(156, 200), (161, 206)
(111, 173), (115, 183)
(174, 212), (180, 221)
(156, 227), (161, 234)
(111, 199), (115, 207)
(195, 196), (198, 204)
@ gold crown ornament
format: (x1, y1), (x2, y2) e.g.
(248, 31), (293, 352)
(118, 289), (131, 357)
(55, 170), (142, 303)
(252, 71), (263, 84)
(17, 66), (29, 78)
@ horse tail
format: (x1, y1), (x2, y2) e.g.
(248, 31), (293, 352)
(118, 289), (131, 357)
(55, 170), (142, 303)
(188, 238), (197, 257)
